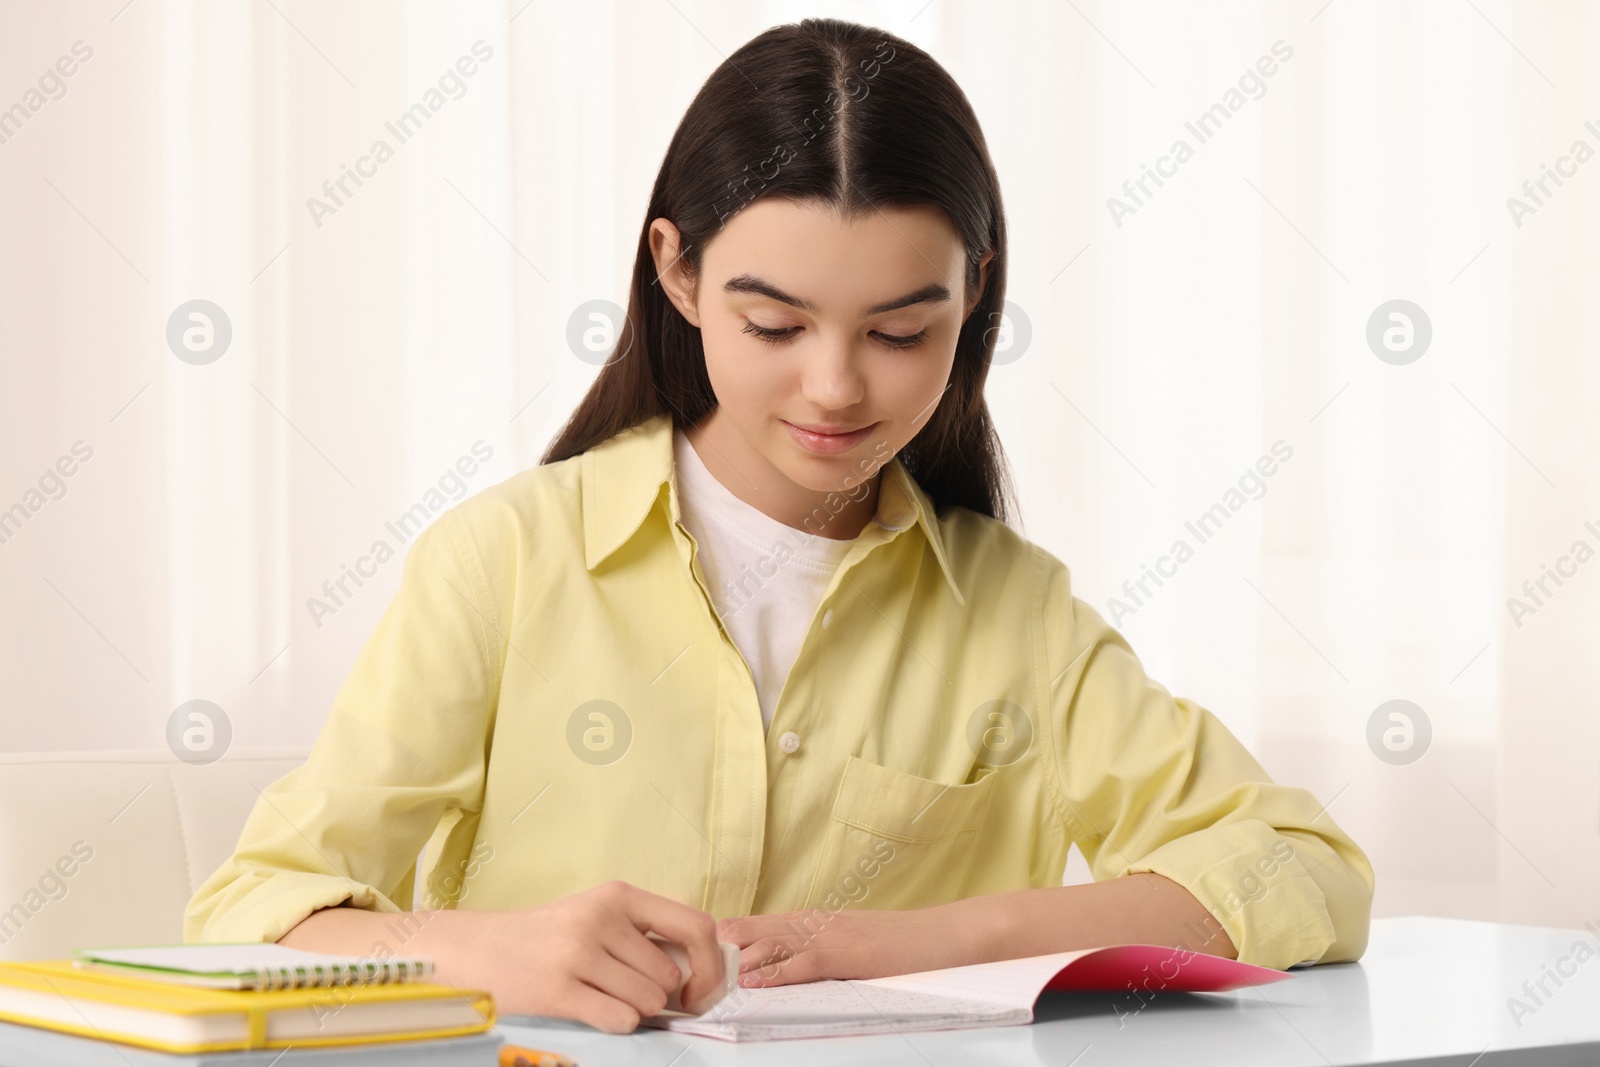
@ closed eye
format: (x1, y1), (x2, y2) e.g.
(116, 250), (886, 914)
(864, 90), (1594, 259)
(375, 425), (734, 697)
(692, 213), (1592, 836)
(741, 321), (928, 349)
(742, 321), (800, 344)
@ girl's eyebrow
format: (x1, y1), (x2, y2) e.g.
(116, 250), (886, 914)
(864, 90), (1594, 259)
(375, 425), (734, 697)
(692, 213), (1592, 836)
(721, 274), (951, 316)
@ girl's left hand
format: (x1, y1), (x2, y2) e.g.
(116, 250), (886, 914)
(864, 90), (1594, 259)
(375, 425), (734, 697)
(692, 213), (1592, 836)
(716, 907), (974, 987)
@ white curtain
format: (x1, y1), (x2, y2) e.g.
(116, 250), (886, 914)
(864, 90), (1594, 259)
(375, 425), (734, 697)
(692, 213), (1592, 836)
(2, 0), (1595, 929)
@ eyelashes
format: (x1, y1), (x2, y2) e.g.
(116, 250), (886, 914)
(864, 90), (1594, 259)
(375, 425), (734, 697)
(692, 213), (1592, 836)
(740, 321), (929, 350)
(741, 321), (798, 345)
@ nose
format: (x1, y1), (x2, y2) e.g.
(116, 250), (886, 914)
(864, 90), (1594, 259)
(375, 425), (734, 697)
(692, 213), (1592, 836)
(800, 333), (867, 412)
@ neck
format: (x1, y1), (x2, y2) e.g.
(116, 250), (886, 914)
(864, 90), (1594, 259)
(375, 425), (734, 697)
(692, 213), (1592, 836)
(686, 411), (880, 540)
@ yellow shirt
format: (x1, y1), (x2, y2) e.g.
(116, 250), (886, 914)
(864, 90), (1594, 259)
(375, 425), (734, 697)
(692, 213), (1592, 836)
(185, 413), (1373, 970)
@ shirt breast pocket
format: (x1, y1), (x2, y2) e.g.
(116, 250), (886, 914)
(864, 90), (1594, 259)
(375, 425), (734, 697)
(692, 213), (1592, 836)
(803, 755), (997, 912)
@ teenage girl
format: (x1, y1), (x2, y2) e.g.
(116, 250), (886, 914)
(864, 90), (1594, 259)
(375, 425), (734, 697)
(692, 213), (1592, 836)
(187, 18), (1373, 1034)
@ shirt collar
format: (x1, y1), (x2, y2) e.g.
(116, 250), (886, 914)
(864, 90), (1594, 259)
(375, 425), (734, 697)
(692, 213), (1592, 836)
(579, 412), (966, 607)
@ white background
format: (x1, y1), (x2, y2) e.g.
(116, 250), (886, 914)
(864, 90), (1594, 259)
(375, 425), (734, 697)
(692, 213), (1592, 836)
(1, 0), (1595, 930)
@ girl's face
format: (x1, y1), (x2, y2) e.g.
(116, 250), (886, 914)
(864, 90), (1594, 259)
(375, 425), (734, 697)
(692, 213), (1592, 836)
(650, 198), (992, 530)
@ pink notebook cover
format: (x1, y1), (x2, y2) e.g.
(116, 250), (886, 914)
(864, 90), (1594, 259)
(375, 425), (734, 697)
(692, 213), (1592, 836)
(1042, 943), (1290, 993)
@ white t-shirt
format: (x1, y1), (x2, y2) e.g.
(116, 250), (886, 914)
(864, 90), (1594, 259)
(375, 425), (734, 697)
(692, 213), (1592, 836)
(672, 427), (856, 732)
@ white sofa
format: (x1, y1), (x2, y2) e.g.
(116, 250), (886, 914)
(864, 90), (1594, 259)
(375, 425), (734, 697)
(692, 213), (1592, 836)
(0, 749), (311, 960)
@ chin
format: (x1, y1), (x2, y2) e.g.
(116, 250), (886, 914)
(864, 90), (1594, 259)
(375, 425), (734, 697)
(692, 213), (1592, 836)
(787, 465), (860, 494)
(766, 448), (840, 484)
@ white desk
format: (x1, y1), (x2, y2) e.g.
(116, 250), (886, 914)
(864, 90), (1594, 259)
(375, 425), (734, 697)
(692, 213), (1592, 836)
(499, 917), (1600, 1066)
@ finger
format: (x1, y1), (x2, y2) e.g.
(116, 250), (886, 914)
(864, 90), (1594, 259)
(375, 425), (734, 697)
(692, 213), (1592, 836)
(718, 912), (802, 947)
(616, 885), (725, 1012)
(716, 915), (747, 945)
(740, 935), (797, 981)
(603, 926), (685, 998)
(767, 949), (827, 984)
(557, 980), (645, 1035)
(745, 944), (834, 987)
(574, 950), (672, 1022)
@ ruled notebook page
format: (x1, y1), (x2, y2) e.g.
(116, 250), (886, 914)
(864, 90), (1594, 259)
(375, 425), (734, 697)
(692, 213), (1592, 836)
(646, 951), (1096, 1040)
(643, 946), (1290, 1041)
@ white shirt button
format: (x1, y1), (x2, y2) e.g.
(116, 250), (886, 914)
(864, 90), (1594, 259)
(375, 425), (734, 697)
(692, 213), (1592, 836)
(778, 731), (801, 754)
(821, 609), (834, 629)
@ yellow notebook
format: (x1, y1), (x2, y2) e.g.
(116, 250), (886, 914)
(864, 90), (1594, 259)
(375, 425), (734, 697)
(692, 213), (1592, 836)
(0, 960), (495, 1054)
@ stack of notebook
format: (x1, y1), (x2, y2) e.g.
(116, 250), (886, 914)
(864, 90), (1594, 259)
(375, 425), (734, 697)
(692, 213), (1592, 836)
(0, 943), (500, 1065)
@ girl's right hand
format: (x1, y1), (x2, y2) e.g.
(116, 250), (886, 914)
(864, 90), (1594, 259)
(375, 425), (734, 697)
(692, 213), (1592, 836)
(427, 880), (727, 1033)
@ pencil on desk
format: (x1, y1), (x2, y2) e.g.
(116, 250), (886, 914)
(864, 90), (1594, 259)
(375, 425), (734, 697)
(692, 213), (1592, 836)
(501, 1045), (577, 1067)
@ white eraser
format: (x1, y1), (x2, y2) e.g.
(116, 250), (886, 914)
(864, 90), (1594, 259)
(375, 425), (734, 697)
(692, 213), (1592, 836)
(647, 933), (740, 1015)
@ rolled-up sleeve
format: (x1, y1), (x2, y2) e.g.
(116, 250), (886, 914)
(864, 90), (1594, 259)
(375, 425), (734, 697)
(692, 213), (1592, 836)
(1040, 553), (1374, 970)
(184, 507), (505, 944)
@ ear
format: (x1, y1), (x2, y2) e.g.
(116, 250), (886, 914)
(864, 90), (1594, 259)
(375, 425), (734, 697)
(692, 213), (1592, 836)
(965, 251), (995, 319)
(649, 218), (702, 328)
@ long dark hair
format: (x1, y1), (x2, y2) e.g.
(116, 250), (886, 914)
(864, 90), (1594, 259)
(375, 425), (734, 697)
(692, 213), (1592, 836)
(541, 17), (1015, 524)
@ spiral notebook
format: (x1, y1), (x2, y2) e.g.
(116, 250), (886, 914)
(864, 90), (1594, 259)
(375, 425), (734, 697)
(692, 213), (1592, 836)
(72, 944), (433, 991)
(0, 959), (492, 1056)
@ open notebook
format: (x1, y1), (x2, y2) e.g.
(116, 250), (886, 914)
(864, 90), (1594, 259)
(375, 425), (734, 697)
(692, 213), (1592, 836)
(644, 943), (1290, 1041)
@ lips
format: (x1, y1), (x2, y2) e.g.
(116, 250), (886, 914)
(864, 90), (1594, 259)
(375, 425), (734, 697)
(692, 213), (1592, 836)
(789, 421), (870, 436)
(782, 419), (878, 455)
